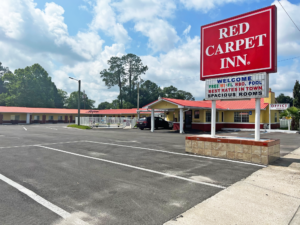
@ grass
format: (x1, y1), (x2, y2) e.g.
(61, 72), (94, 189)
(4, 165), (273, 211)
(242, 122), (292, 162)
(67, 124), (91, 129)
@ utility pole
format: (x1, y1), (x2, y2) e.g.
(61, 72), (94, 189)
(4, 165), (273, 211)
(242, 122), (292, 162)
(137, 81), (140, 120)
(78, 80), (81, 126)
(69, 77), (81, 126)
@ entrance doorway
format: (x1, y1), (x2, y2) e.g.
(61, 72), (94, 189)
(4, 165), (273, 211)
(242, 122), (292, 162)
(185, 110), (192, 129)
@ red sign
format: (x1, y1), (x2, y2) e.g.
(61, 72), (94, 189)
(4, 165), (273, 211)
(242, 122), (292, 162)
(200, 5), (277, 80)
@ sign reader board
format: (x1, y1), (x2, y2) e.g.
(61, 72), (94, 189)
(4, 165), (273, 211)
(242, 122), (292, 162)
(205, 72), (269, 100)
(200, 5), (277, 80)
(270, 103), (290, 110)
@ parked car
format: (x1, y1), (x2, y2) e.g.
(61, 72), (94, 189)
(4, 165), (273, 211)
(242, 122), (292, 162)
(137, 117), (170, 130)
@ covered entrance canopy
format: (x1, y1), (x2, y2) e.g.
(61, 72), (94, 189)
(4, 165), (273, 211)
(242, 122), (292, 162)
(143, 96), (272, 133)
(143, 97), (213, 133)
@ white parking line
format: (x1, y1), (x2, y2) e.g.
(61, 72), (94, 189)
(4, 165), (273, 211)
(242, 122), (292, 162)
(46, 127), (58, 130)
(36, 145), (226, 189)
(84, 141), (265, 167)
(0, 173), (87, 224)
(23, 127), (27, 131)
(0, 141), (83, 149)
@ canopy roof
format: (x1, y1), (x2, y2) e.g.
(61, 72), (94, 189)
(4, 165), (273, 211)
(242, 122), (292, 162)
(143, 98), (268, 110)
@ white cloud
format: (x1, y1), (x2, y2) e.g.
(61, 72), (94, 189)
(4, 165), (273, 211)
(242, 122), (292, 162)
(89, 0), (131, 44)
(183, 25), (191, 36)
(112, 0), (176, 22)
(135, 19), (180, 52)
(272, 0), (300, 56)
(270, 59), (300, 97)
(79, 5), (88, 11)
(180, 0), (243, 12)
(0, 0), (125, 106)
(141, 36), (204, 99)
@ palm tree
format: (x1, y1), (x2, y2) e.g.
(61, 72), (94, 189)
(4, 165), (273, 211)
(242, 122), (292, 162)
(280, 107), (300, 130)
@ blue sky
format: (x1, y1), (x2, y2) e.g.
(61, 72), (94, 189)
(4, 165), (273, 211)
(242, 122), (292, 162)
(0, 0), (300, 106)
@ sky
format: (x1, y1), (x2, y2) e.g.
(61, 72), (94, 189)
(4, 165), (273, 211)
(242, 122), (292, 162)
(0, 0), (300, 106)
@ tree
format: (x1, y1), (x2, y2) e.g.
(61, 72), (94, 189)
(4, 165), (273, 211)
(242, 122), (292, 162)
(276, 93), (293, 106)
(293, 80), (300, 108)
(57, 89), (68, 108)
(100, 57), (126, 109)
(98, 101), (111, 109)
(100, 54), (148, 109)
(65, 91), (95, 109)
(121, 54), (148, 104)
(161, 85), (195, 100)
(139, 80), (162, 107)
(1, 64), (64, 108)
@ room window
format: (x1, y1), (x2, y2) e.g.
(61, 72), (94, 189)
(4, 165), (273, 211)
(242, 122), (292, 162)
(206, 112), (211, 122)
(11, 115), (20, 120)
(222, 112), (224, 122)
(216, 112), (219, 122)
(234, 112), (240, 122)
(275, 113), (277, 122)
(48, 116), (53, 120)
(234, 112), (249, 122)
(34, 115), (40, 120)
(58, 116), (63, 120)
(241, 113), (249, 122)
(194, 110), (199, 119)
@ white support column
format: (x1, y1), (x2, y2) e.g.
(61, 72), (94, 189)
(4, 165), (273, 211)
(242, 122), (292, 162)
(255, 98), (261, 141)
(269, 105), (271, 131)
(151, 108), (154, 132)
(180, 108), (184, 134)
(211, 100), (216, 138)
(26, 113), (30, 124)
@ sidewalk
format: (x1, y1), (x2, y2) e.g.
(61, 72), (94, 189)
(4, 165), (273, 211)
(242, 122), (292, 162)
(165, 148), (300, 225)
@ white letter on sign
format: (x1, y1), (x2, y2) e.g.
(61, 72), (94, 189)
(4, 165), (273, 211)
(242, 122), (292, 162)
(236, 54), (247, 67)
(245, 37), (255, 49)
(219, 28), (228, 39)
(255, 34), (267, 47)
(239, 22), (250, 35)
(206, 45), (214, 56)
(229, 25), (239, 37)
(235, 39), (244, 51)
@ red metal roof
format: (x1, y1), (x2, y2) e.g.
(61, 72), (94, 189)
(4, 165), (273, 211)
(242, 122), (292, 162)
(0, 98), (268, 115)
(0, 106), (82, 114)
(216, 98), (268, 110)
(144, 97), (268, 110)
(0, 107), (152, 115)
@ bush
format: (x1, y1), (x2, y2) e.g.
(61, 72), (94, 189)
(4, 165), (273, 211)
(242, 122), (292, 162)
(67, 125), (91, 129)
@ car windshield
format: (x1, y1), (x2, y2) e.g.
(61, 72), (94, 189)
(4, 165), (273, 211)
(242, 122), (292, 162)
(138, 118), (146, 121)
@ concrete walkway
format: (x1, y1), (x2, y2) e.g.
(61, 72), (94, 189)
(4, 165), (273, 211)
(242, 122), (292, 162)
(222, 128), (298, 134)
(165, 148), (300, 225)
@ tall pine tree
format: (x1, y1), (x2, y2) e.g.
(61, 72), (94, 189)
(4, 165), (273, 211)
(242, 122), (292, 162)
(293, 80), (300, 108)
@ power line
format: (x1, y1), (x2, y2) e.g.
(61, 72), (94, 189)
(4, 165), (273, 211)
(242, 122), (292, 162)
(277, 0), (300, 32)
(278, 56), (300, 62)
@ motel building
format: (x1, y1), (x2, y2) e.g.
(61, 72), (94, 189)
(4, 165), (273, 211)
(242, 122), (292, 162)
(0, 89), (280, 132)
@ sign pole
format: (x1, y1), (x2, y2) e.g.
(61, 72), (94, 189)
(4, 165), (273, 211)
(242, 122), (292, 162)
(211, 100), (216, 138)
(269, 104), (271, 131)
(255, 98), (261, 141)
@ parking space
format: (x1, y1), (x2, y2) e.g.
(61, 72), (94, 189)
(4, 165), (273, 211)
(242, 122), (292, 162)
(0, 124), (299, 224)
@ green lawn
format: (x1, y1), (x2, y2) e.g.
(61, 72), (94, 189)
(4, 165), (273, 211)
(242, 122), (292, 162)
(67, 124), (91, 129)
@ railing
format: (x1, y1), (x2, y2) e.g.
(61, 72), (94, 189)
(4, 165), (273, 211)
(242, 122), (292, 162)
(280, 119), (289, 128)
(75, 117), (137, 128)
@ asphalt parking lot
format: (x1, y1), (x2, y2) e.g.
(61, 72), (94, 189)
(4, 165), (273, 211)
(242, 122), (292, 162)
(0, 125), (299, 225)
